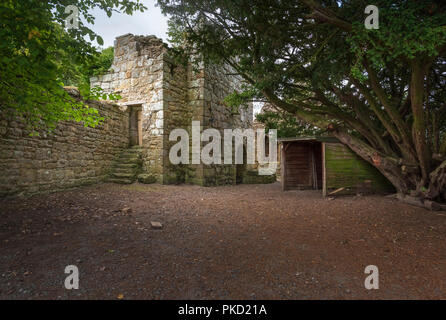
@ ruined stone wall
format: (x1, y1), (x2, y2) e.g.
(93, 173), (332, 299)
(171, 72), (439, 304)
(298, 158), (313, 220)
(0, 32), (266, 197)
(161, 62), (254, 186)
(91, 34), (166, 182)
(204, 64), (252, 130)
(200, 64), (253, 186)
(0, 100), (129, 197)
(182, 64), (206, 185)
(162, 58), (191, 184)
(154, 59), (254, 186)
(90, 34), (254, 186)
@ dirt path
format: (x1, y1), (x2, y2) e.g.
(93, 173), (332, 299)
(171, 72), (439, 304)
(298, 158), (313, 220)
(0, 183), (445, 299)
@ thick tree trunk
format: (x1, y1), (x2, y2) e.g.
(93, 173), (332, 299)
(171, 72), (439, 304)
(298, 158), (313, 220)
(410, 59), (431, 183)
(426, 160), (446, 203)
(334, 130), (446, 206)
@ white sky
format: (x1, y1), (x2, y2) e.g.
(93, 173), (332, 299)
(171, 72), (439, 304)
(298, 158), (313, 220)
(85, 0), (169, 48)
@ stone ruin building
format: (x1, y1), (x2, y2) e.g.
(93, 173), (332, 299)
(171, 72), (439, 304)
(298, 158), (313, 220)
(0, 34), (265, 197)
(90, 33), (255, 186)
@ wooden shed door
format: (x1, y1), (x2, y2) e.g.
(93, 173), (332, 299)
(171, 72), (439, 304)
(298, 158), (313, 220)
(282, 141), (322, 190)
(284, 143), (311, 189)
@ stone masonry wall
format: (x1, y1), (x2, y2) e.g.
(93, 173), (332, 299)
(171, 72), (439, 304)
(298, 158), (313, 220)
(91, 34), (166, 182)
(0, 98), (129, 197)
(166, 62), (254, 186)
(91, 34), (254, 186)
(201, 63), (253, 186)
(162, 58), (190, 184)
(184, 64), (206, 185)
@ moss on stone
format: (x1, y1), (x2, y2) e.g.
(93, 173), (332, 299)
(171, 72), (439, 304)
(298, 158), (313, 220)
(137, 174), (157, 184)
(242, 171), (276, 184)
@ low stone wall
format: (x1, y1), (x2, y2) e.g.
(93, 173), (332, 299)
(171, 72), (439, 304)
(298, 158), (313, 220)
(0, 100), (129, 197)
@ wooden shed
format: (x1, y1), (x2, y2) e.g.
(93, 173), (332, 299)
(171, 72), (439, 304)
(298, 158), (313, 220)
(279, 137), (394, 196)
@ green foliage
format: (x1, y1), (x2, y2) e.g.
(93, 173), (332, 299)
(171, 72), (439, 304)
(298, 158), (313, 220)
(349, 1), (446, 65)
(83, 85), (122, 102)
(60, 46), (115, 87)
(59, 45), (120, 103)
(224, 87), (259, 113)
(89, 47), (115, 77)
(256, 110), (324, 138)
(0, 0), (146, 132)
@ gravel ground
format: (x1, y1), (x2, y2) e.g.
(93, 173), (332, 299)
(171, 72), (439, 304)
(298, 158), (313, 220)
(0, 182), (445, 299)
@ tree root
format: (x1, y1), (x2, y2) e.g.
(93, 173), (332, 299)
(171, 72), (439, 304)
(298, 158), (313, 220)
(397, 194), (445, 211)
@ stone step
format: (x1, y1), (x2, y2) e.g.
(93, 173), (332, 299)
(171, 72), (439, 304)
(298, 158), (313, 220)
(108, 178), (134, 185)
(116, 161), (140, 167)
(121, 150), (142, 156)
(124, 147), (143, 152)
(117, 157), (140, 163)
(109, 147), (143, 185)
(114, 163), (139, 169)
(119, 152), (141, 158)
(113, 168), (138, 174)
(112, 172), (137, 179)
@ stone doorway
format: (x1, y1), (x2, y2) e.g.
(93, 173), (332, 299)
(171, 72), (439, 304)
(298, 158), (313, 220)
(129, 105), (142, 147)
(236, 144), (247, 184)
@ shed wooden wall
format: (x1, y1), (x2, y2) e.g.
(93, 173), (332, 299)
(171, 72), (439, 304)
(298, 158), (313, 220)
(323, 142), (394, 195)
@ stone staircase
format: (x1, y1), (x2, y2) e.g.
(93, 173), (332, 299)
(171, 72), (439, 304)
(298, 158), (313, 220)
(108, 147), (143, 184)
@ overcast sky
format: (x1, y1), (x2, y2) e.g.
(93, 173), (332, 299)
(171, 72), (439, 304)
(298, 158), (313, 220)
(85, 0), (169, 48)
(84, 0), (262, 117)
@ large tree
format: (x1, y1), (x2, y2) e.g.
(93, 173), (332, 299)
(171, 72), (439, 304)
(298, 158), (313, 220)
(159, 0), (446, 203)
(0, 0), (146, 131)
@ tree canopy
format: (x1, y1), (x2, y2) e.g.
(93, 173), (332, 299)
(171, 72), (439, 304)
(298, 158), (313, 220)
(256, 105), (324, 138)
(158, 0), (446, 202)
(0, 0), (146, 132)
(60, 46), (115, 89)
